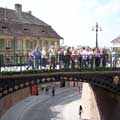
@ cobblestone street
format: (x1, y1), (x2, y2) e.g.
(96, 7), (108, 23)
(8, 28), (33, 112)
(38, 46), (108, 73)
(1, 84), (100, 120)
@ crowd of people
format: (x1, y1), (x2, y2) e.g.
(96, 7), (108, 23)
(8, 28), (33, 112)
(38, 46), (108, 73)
(26, 46), (120, 70)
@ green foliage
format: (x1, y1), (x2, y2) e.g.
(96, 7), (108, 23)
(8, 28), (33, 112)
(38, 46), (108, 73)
(0, 67), (120, 75)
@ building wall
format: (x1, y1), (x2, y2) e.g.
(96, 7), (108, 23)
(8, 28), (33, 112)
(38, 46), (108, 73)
(0, 36), (60, 55)
(112, 41), (120, 48)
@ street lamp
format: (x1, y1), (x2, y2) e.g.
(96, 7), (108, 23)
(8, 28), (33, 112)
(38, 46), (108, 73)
(92, 22), (102, 48)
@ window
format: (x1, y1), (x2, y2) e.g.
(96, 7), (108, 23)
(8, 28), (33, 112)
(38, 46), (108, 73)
(2, 26), (7, 29)
(11, 40), (16, 49)
(39, 41), (42, 49)
(51, 41), (55, 46)
(26, 40), (33, 49)
(26, 40), (37, 49)
(44, 41), (48, 48)
(6, 40), (11, 49)
(24, 28), (28, 31)
(16, 40), (22, 50)
(26, 40), (30, 49)
(32, 40), (37, 48)
(2, 26), (8, 34)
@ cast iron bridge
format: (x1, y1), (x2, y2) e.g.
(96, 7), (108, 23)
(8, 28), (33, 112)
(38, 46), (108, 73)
(0, 68), (120, 99)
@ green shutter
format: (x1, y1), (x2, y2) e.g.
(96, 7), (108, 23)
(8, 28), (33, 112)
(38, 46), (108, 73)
(0, 39), (5, 49)
(11, 40), (16, 49)
(26, 40), (30, 49)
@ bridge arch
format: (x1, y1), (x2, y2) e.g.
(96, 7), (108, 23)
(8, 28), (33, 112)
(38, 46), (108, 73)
(1, 71), (120, 99)
(1, 70), (120, 119)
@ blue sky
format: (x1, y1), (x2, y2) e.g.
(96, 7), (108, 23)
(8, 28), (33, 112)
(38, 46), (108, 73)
(0, 0), (120, 47)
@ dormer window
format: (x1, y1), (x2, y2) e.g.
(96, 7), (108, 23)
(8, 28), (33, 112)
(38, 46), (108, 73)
(2, 26), (7, 29)
(24, 28), (28, 31)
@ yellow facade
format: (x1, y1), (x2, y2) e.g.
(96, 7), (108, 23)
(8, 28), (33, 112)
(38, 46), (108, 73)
(0, 35), (60, 55)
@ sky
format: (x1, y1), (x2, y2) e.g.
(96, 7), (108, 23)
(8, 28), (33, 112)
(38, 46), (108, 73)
(0, 0), (120, 48)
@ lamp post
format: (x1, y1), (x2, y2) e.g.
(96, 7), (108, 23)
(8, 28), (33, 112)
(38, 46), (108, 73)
(92, 22), (102, 48)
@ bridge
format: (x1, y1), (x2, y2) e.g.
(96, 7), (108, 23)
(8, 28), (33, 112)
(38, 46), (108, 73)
(0, 68), (120, 120)
(0, 69), (120, 98)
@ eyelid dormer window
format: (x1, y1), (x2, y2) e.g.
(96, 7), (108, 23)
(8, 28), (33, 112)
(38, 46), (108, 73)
(2, 26), (7, 29)
(24, 28), (29, 31)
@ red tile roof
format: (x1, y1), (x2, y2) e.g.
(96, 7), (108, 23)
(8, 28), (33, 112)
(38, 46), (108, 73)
(0, 7), (63, 39)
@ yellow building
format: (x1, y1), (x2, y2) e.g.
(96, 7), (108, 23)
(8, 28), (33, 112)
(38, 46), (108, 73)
(0, 4), (63, 55)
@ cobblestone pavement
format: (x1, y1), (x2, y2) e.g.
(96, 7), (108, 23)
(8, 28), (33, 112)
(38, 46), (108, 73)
(62, 83), (100, 120)
(21, 88), (80, 120)
(1, 85), (100, 120)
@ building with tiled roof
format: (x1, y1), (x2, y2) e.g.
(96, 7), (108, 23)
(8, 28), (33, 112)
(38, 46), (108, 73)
(111, 35), (120, 48)
(0, 4), (63, 55)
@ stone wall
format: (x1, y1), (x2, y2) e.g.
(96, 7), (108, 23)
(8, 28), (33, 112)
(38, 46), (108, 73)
(0, 87), (31, 117)
(91, 85), (120, 120)
(80, 83), (100, 120)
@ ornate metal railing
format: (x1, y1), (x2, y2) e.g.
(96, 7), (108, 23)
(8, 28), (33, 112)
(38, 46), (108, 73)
(0, 54), (120, 72)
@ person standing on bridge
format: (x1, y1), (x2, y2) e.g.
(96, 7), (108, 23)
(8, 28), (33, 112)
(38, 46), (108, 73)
(32, 47), (41, 69)
(26, 49), (34, 70)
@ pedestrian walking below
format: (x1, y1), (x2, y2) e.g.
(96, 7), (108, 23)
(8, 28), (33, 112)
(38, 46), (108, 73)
(45, 87), (49, 94)
(52, 87), (55, 96)
(79, 105), (83, 119)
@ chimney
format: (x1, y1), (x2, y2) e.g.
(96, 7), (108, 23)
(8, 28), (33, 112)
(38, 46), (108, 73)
(28, 11), (32, 15)
(15, 4), (22, 12)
